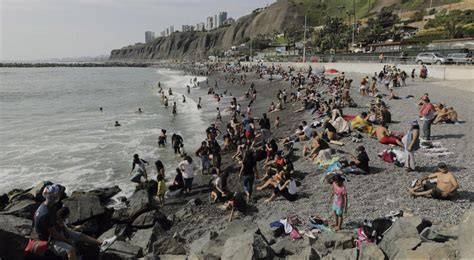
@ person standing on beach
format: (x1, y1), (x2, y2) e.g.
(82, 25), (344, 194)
(329, 175), (348, 231)
(239, 150), (258, 203)
(402, 121), (420, 172)
(195, 141), (211, 175)
(182, 95), (186, 103)
(168, 88), (173, 95)
(164, 96), (169, 108)
(419, 97), (435, 141)
(259, 113), (271, 147)
(178, 156), (197, 195)
(197, 97), (202, 109)
(187, 85), (190, 94)
(216, 107), (222, 123)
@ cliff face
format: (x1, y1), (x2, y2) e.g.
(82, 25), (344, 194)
(109, 0), (302, 61)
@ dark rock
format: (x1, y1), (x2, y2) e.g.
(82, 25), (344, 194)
(322, 248), (357, 260)
(153, 256), (186, 260)
(288, 246), (320, 260)
(395, 242), (456, 259)
(9, 192), (35, 205)
(130, 227), (154, 254)
(379, 217), (423, 259)
(1, 199), (40, 219)
(359, 244), (386, 260)
(0, 193), (9, 210)
(127, 189), (152, 221)
(319, 232), (354, 250)
(101, 240), (143, 260)
(0, 215), (32, 260)
(257, 221), (276, 245)
(62, 194), (105, 224)
(187, 198), (202, 206)
(77, 210), (114, 237)
(132, 211), (156, 228)
(99, 224), (132, 241)
(382, 237), (421, 259)
(152, 237), (187, 255)
(270, 238), (297, 256)
(8, 188), (31, 202)
(89, 186), (121, 204)
(221, 232), (274, 259)
(112, 208), (129, 223)
(458, 209), (473, 259)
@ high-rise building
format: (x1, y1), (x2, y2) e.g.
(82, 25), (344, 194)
(145, 31), (155, 43)
(169, 26), (174, 34)
(182, 25), (195, 32)
(206, 16), (213, 31)
(214, 15), (218, 29)
(196, 22), (205, 32)
(217, 12), (227, 28)
(160, 31), (166, 37)
(166, 28), (170, 37)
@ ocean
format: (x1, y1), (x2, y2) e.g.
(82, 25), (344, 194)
(0, 67), (210, 197)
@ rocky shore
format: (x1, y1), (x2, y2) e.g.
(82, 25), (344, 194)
(1, 63), (473, 259)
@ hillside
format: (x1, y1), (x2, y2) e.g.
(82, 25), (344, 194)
(110, 0), (302, 61)
(109, 0), (463, 61)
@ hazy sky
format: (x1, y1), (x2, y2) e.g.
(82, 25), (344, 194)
(1, 0), (274, 61)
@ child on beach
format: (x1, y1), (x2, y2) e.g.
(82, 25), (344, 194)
(156, 174), (166, 206)
(329, 175), (348, 231)
(275, 116), (280, 128)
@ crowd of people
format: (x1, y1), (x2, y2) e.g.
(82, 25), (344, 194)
(28, 61), (464, 259)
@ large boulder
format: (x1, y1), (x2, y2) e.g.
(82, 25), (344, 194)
(124, 189), (153, 222)
(382, 237), (422, 259)
(0, 193), (9, 210)
(1, 199), (39, 219)
(132, 211), (157, 228)
(0, 215), (32, 260)
(322, 248), (357, 260)
(152, 237), (187, 255)
(359, 244), (386, 260)
(394, 242), (456, 260)
(191, 220), (258, 258)
(318, 232), (354, 250)
(221, 232), (274, 260)
(257, 220), (278, 245)
(459, 209), (474, 259)
(270, 238), (298, 256)
(62, 194), (105, 224)
(101, 240), (143, 260)
(88, 186), (121, 204)
(287, 246), (320, 260)
(129, 228), (154, 253)
(378, 217), (423, 258)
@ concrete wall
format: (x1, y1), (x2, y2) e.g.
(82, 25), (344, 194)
(242, 62), (474, 81)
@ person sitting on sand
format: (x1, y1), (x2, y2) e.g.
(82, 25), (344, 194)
(224, 192), (247, 222)
(342, 145), (370, 174)
(114, 121), (121, 127)
(322, 119), (338, 141)
(408, 163), (459, 200)
(264, 174), (297, 203)
(262, 151), (286, 180)
(351, 112), (372, 133)
(268, 102), (276, 112)
(210, 168), (228, 203)
(374, 122), (403, 147)
(388, 89), (401, 100)
(282, 125), (307, 145)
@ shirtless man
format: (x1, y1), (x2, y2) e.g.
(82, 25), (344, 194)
(375, 122), (403, 147)
(408, 163), (459, 199)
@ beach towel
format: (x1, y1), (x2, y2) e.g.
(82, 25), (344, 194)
(326, 161), (342, 173)
(331, 117), (350, 134)
(343, 115), (356, 121)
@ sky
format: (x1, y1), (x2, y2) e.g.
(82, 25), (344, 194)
(0, 0), (274, 61)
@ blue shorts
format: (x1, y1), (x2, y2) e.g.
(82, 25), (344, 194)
(332, 203), (344, 216)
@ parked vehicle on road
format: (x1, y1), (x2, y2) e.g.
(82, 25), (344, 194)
(447, 53), (472, 65)
(415, 53), (451, 65)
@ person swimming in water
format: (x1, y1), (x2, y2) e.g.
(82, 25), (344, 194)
(171, 133), (184, 155)
(169, 88), (173, 95)
(172, 102), (177, 114)
(114, 121), (121, 127)
(164, 96), (169, 108)
(187, 85), (190, 94)
(138, 108), (142, 113)
(182, 95), (186, 103)
(99, 107), (103, 112)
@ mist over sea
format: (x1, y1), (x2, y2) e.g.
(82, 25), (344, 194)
(0, 67), (209, 197)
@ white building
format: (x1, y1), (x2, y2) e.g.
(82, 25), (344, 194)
(182, 25), (194, 32)
(145, 31), (155, 43)
(196, 22), (205, 31)
(206, 16), (213, 31)
(223, 17), (235, 26)
(160, 31), (166, 37)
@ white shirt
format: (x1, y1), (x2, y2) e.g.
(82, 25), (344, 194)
(288, 180), (297, 195)
(303, 125), (312, 138)
(179, 160), (197, 179)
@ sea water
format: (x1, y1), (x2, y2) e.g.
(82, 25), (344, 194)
(0, 67), (210, 197)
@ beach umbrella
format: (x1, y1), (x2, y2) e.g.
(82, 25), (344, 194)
(325, 68), (339, 74)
